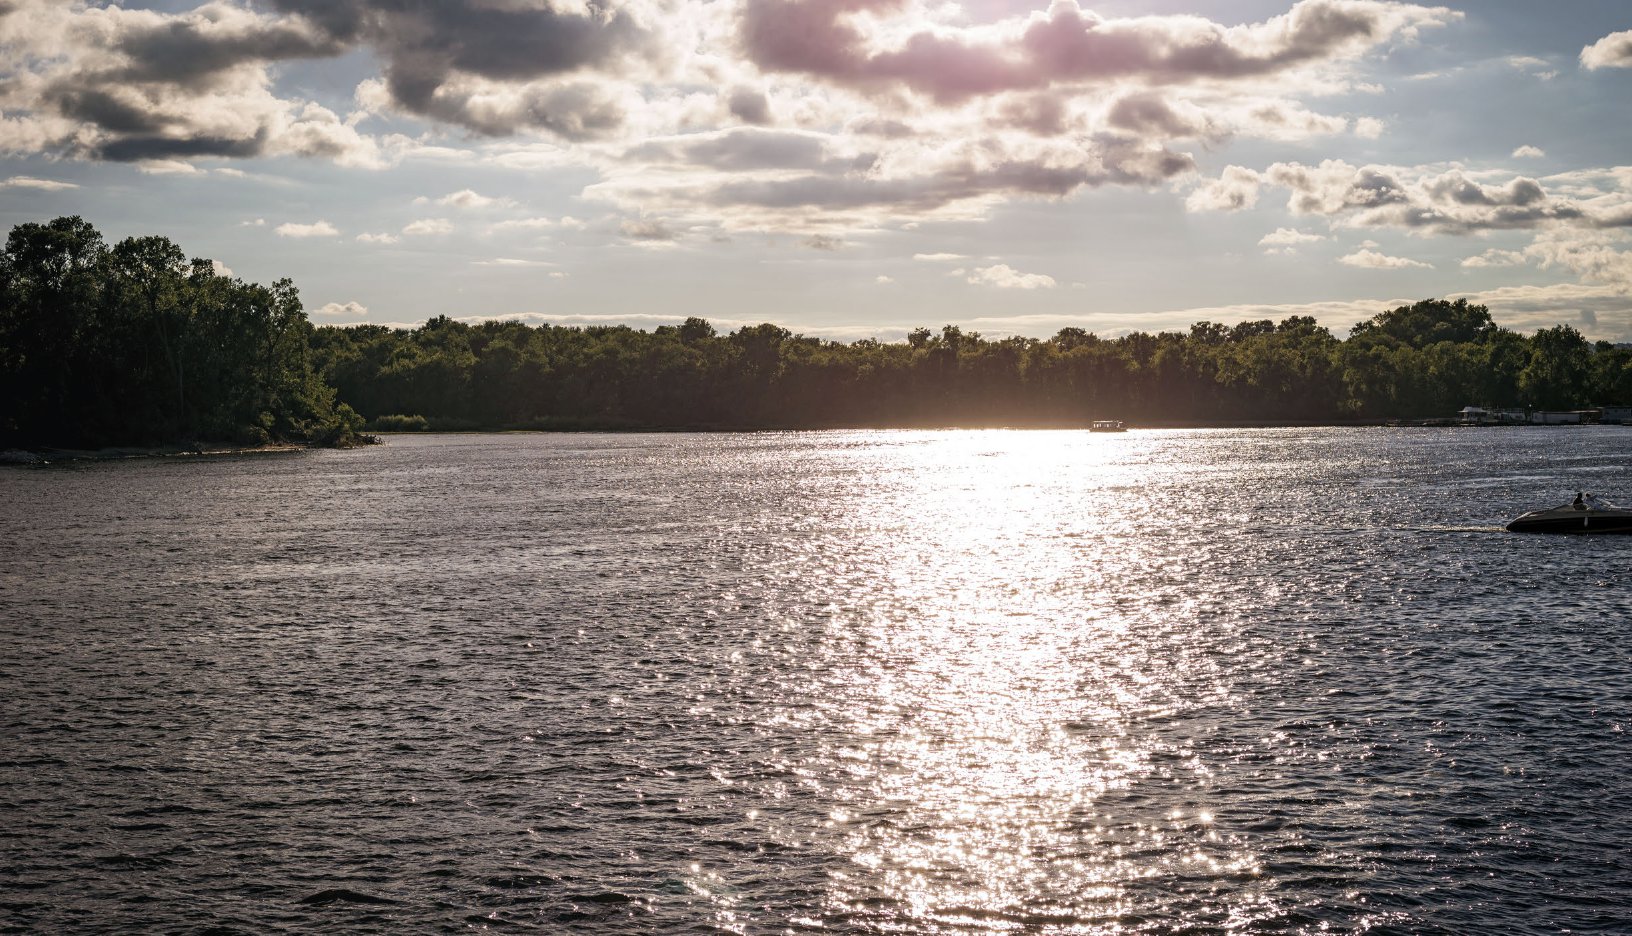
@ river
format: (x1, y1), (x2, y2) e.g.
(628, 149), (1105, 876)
(2, 429), (1629, 933)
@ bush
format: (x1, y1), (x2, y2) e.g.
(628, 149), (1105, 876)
(367, 413), (430, 432)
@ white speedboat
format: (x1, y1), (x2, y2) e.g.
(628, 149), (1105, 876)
(1506, 493), (1632, 533)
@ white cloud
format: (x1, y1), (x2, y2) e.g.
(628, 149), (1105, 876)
(315, 301), (369, 319)
(0, 176), (78, 190)
(421, 189), (514, 209)
(1339, 248), (1432, 270)
(402, 218), (454, 236)
(1521, 229), (1632, 288)
(356, 232), (401, 244)
(490, 218), (559, 233)
(621, 218), (675, 242)
(914, 253), (966, 262)
(1450, 283), (1632, 338)
(1212, 160), (1625, 235)
(472, 258), (550, 267)
(1185, 165), (1261, 212)
(1461, 249), (1526, 269)
(1504, 55), (1555, 79)
(1353, 117), (1385, 139)
(967, 264), (1056, 289)
(1511, 145), (1546, 159)
(1259, 228), (1326, 247)
(274, 220), (340, 238)
(137, 160), (203, 175)
(1581, 30), (1632, 70)
(210, 260), (234, 278)
(876, 275), (895, 285)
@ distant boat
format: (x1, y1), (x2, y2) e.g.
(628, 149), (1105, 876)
(1090, 420), (1126, 433)
(1506, 493), (1632, 533)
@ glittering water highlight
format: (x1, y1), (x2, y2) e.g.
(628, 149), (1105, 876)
(2, 429), (1629, 933)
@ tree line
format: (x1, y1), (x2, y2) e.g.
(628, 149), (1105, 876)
(0, 217), (365, 448)
(311, 300), (1630, 430)
(5, 217), (1630, 447)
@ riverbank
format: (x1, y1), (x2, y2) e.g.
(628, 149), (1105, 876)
(1, 442), (310, 466)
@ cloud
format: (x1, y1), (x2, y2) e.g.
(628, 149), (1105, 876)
(1504, 55), (1557, 80)
(356, 232), (400, 244)
(402, 218), (453, 236)
(1521, 229), (1632, 288)
(1512, 145), (1545, 159)
(1460, 248), (1525, 269)
(0, 176), (77, 190)
(1339, 248), (1432, 269)
(472, 257), (551, 267)
(315, 300), (369, 318)
(1259, 227), (1326, 247)
(0, 1), (382, 167)
(967, 264), (1056, 289)
(274, 220), (339, 238)
(727, 88), (772, 126)
(594, 134), (1198, 232)
(914, 253), (966, 262)
(621, 218), (675, 241)
(804, 234), (842, 250)
(741, 0), (1458, 104)
(138, 159), (204, 175)
(210, 259), (234, 278)
(265, 0), (653, 136)
(1449, 283), (1632, 338)
(1581, 29), (1632, 70)
(1195, 160), (1626, 235)
(421, 189), (514, 209)
(625, 128), (835, 173)
(1186, 165), (1261, 212)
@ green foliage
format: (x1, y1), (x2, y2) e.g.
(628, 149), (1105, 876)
(5, 219), (1624, 440)
(0, 217), (368, 448)
(303, 299), (1632, 429)
(369, 413), (431, 431)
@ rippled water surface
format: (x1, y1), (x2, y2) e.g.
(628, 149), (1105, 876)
(3, 429), (1631, 934)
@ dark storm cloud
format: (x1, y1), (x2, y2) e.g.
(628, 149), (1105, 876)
(95, 132), (269, 162)
(108, 15), (344, 89)
(265, 0), (652, 133)
(52, 88), (174, 135)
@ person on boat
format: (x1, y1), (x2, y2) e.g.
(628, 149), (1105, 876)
(1573, 492), (1586, 510)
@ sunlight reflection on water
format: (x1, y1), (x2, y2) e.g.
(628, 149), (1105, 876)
(4, 429), (1631, 933)
(761, 432), (1277, 931)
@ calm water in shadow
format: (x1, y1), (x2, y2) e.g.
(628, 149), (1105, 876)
(2, 429), (1630, 933)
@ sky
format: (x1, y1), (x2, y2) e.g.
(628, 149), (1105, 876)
(2, 0), (1631, 342)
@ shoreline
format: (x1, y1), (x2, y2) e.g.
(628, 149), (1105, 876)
(7, 421), (1619, 464)
(1, 442), (308, 466)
